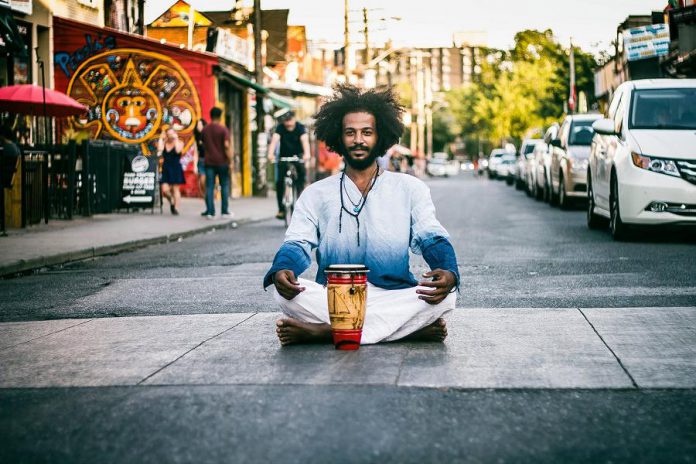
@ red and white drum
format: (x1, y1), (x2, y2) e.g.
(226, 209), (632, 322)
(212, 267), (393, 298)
(324, 264), (369, 350)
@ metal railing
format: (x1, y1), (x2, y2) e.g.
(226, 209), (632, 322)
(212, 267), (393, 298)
(7, 141), (143, 229)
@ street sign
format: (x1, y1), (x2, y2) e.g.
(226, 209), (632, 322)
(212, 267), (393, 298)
(623, 24), (670, 62)
(122, 153), (157, 208)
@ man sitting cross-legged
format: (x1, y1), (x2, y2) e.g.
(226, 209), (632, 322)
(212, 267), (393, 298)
(263, 84), (459, 346)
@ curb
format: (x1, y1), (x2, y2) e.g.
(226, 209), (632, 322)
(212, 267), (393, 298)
(0, 215), (271, 279)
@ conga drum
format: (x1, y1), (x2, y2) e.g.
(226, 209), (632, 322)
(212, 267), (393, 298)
(324, 264), (369, 350)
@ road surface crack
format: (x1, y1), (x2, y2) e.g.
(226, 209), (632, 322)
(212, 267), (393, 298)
(137, 313), (257, 385)
(578, 308), (639, 389)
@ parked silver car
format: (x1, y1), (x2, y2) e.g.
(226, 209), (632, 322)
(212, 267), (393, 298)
(546, 113), (602, 208)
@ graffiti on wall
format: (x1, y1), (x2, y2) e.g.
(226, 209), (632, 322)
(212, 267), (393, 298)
(64, 48), (201, 156)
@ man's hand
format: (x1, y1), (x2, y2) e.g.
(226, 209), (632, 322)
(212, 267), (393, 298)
(274, 270), (306, 300)
(416, 269), (457, 305)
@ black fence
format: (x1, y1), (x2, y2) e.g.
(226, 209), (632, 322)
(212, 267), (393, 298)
(7, 141), (146, 228)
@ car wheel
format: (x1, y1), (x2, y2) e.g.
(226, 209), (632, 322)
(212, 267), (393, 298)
(586, 171), (607, 229)
(506, 176), (514, 185)
(558, 173), (569, 210)
(610, 174), (630, 240)
(543, 172), (551, 203)
(534, 177), (543, 201)
(548, 176), (559, 207)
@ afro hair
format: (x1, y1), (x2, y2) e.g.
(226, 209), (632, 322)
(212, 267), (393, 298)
(314, 84), (404, 157)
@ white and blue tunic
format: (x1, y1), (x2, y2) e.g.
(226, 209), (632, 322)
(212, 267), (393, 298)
(263, 171), (459, 290)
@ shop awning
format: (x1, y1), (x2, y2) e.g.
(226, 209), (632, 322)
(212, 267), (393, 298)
(267, 91), (297, 109)
(218, 64), (269, 94)
(217, 64), (298, 109)
(268, 81), (333, 97)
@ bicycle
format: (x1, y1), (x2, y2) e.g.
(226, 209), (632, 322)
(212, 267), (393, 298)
(278, 155), (303, 227)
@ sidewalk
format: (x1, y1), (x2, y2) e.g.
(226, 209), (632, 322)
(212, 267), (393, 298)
(1, 307), (695, 389)
(0, 196), (277, 278)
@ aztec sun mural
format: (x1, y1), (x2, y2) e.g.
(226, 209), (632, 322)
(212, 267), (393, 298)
(66, 49), (201, 156)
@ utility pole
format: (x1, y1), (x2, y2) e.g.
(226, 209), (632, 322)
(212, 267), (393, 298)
(187, 3), (194, 49)
(362, 7), (370, 65)
(253, 0), (267, 196)
(137, 0), (145, 36)
(343, 0), (351, 80)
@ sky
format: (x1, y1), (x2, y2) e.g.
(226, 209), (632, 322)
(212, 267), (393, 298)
(145, 0), (665, 53)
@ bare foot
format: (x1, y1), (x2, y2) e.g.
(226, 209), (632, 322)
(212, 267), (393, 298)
(402, 318), (448, 342)
(276, 318), (332, 346)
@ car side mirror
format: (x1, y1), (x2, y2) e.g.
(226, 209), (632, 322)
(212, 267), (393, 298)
(592, 118), (616, 136)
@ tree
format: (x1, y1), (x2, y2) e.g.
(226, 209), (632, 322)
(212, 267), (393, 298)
(446, 29), (598, 149)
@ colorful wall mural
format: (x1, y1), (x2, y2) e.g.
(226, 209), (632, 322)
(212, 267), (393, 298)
(53, 17), (217, 196)
(66, 49), (200, 156)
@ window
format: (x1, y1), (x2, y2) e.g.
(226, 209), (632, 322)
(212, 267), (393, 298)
(568, 120), (595, 146)
(78, 0), (99, 8)
(607, 87), (623, 120)
(629, 88), (696, 130)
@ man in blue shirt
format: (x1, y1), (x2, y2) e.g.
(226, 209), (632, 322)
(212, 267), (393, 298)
(264, 85), (459, 346)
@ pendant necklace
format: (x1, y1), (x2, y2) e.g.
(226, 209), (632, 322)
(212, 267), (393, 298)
(338, 164), (380, 246)
(342, 164), (378, 213)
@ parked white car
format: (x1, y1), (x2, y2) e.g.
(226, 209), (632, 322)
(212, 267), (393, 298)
(498, 154), (517, 184)
(487, 148), (508, 178)
(426, 158), (448, 177)
(588, 79), (696, 239)
(515, 139), (543, 191)
(526, 142), (547, 197)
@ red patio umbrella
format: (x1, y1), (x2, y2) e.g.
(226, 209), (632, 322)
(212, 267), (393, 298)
(0, 84), (86, 117)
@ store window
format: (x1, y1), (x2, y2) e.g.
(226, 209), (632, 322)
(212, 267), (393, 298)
(13, 21), (30, 84)
(0, 54), (8, 86)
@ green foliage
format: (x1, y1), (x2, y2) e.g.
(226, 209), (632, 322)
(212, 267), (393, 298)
(432, 107), (456, 153)
(443, 29), (598, 149)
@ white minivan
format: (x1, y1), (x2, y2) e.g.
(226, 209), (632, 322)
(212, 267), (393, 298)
(588, 79), (696, 239)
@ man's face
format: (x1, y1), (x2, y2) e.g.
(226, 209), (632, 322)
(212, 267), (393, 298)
(282, 117), (296, 131)
(341, 111), (378, 170)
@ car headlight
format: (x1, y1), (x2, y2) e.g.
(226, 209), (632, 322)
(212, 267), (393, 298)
(631, 153), (680, 177)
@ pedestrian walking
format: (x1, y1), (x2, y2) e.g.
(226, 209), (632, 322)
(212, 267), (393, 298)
(193, 119), (207, 215)
(157, 128), (185, 215)
(267, 110), (310, 220)
(200, 107), (233, 219)
(264, 84), (459, 346)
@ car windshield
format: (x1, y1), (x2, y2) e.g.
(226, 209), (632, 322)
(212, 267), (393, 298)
(523, 143), (537, 155)
(568, 120), (595, 145)
(629, 88), (696, 130)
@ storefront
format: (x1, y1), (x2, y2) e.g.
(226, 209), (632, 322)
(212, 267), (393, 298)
(52, 17), (218, 197)
(0, 3), (31, 87)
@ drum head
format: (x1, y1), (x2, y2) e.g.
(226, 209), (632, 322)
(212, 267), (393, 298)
(324, 264), (369, 274)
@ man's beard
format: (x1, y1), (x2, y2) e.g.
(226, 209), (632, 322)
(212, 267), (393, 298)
(342, 144), (380, 170)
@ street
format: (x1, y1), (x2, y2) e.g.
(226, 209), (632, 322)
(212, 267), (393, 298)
(2, 175), (695, 321)
(1, 174), (695, 463)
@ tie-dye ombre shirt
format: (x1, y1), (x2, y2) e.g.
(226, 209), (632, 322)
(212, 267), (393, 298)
(263, 171), (459, 290)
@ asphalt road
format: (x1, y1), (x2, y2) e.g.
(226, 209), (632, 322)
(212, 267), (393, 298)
(2, 386), (695, 464)
(1, 174), (694, 321)
(2, 174), (695, 463)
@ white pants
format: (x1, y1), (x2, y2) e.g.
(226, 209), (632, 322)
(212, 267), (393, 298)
(273, 278), (456, 344)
